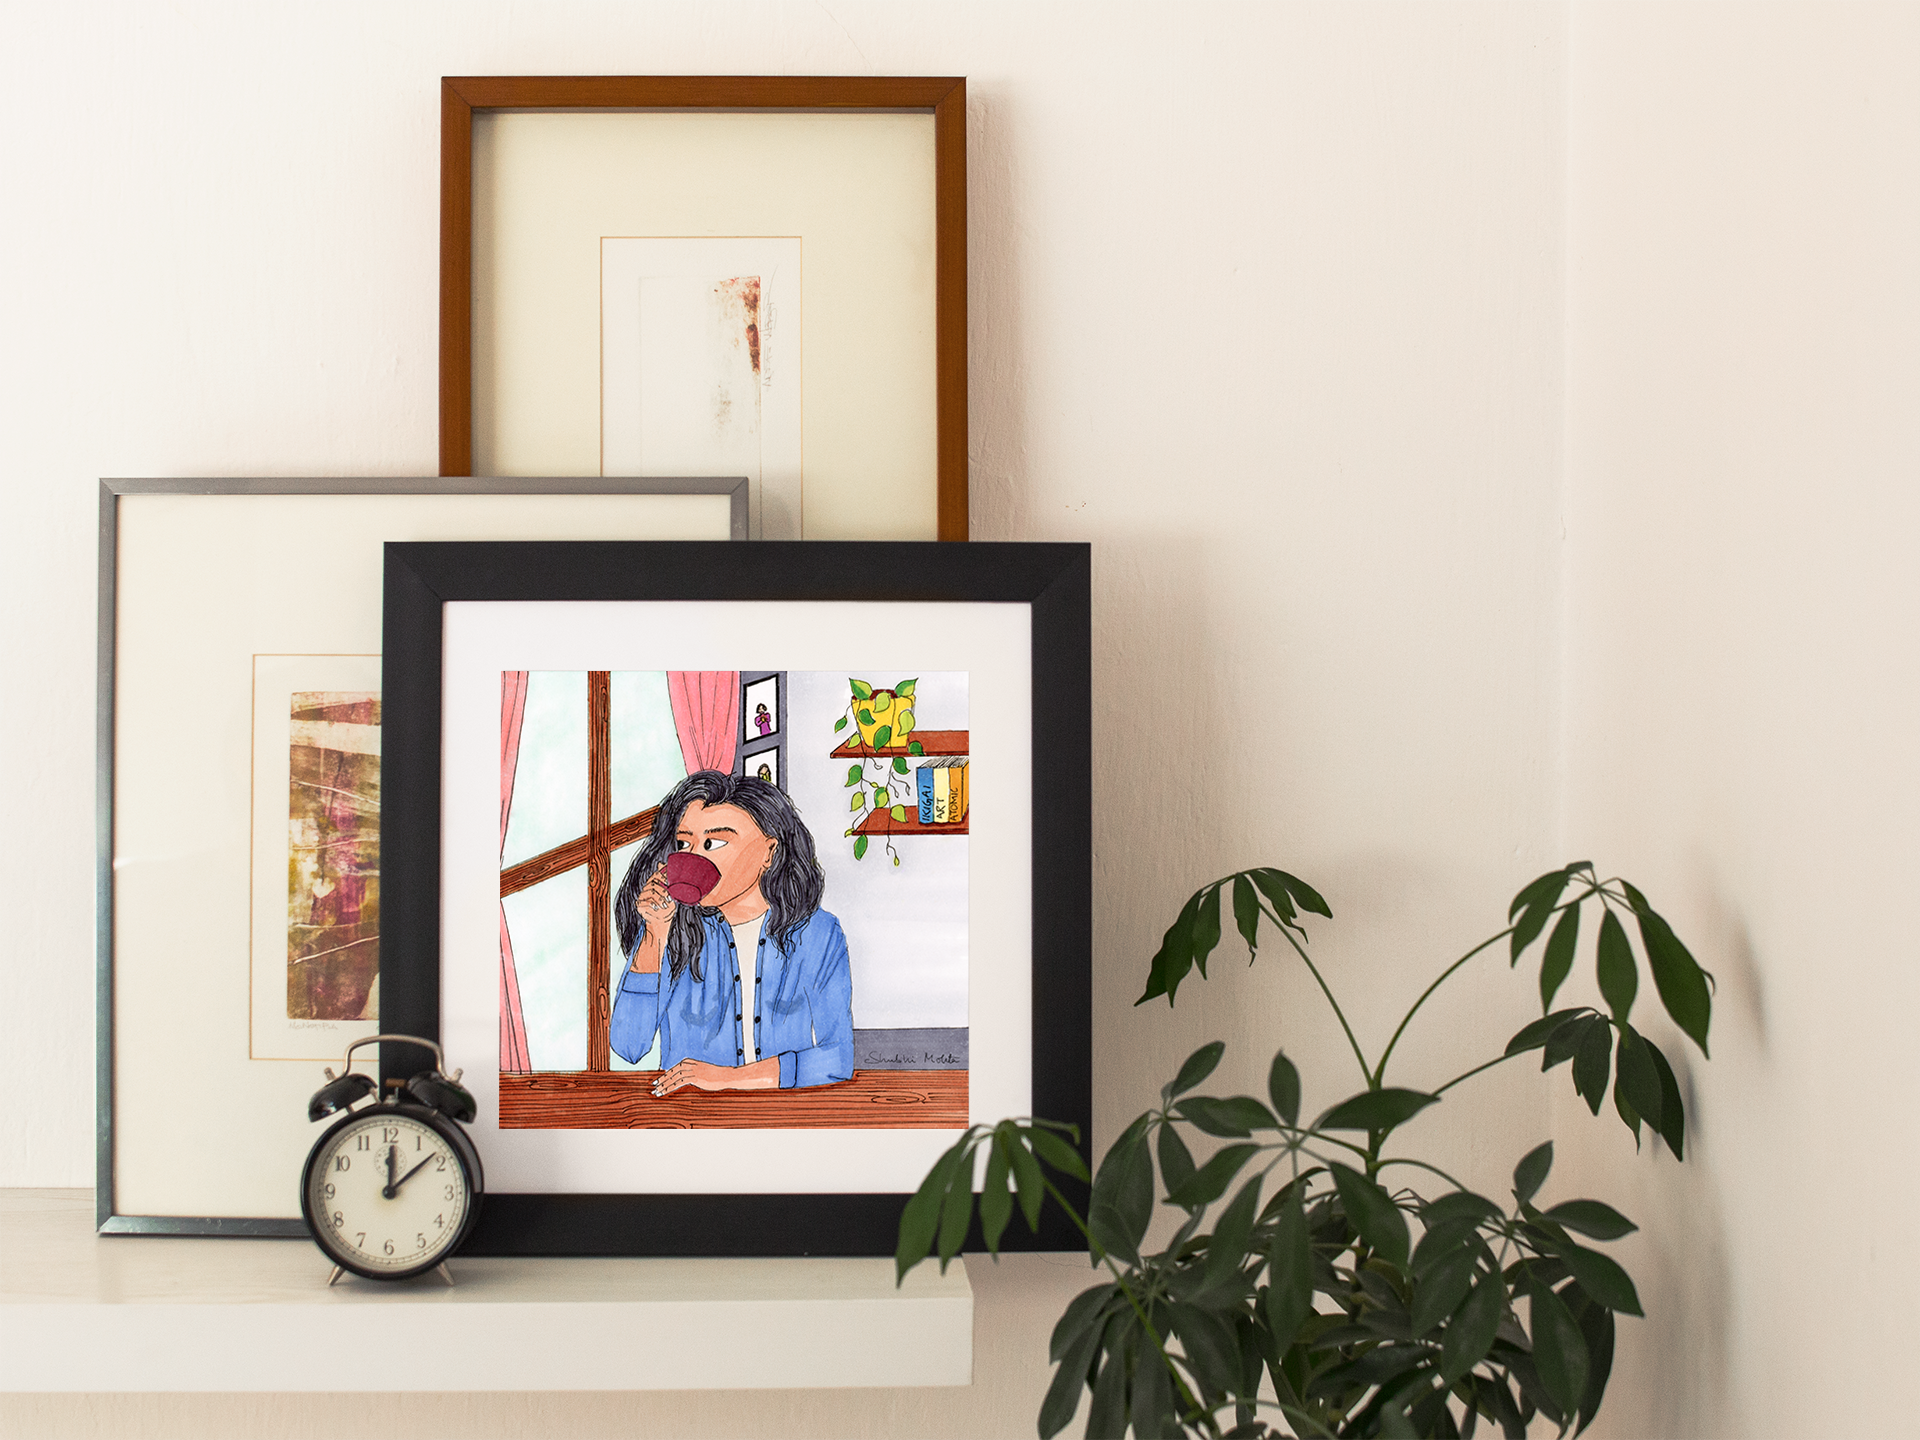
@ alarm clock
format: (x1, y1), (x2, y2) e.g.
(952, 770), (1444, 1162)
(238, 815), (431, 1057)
(301, 1034), (484, 1283)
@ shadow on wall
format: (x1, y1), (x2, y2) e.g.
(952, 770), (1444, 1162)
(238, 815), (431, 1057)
(1583, 869), (1770, 1439)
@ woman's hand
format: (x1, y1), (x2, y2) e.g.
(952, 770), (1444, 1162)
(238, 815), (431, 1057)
(652, 1057), (779, 1096)
(629, 867), (674, 974)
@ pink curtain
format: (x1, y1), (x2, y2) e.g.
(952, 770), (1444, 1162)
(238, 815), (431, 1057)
(498, 672), (531, 1074)
(667, 671), (741, 776)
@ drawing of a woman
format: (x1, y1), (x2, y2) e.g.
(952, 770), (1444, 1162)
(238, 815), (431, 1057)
(610, 770), (854, 1093)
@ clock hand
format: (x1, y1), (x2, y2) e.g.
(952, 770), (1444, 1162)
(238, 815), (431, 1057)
(388, 1153), (438, 1196)
(385, 1143), (397, 1196)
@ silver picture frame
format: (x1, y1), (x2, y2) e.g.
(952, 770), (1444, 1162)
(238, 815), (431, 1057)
(96, 477), (745, 1236)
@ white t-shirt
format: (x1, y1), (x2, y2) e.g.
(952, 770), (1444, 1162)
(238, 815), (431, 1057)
(731, 913), (766, 1064)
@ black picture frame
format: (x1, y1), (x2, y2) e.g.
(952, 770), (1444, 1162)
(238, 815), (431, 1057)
(381, 540), (1091, 1256)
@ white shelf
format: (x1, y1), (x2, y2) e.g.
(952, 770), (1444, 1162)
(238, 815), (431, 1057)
(0, 1190), (972, 1393)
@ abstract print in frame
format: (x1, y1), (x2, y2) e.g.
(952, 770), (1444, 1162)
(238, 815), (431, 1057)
(250, 653), (384, 1059)
(497, 668), (969, 1129)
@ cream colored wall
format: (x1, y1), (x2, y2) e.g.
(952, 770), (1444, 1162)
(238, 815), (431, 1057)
(2, 3), (1911, 1437)
(1559, 6), (1920, 1436)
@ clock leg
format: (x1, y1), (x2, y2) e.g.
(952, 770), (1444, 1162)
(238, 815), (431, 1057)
(435, 1263), (455, 1287)
(327, 1266), (345, 1287)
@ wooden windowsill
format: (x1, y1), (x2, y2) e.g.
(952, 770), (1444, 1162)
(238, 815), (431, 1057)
(498, 1069), (968, 1129)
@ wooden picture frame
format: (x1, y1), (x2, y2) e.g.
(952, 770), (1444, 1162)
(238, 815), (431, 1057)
(440, 76), (969, 542)
(380, 541), (1090, 1256)
(96, 478), (744, 1236)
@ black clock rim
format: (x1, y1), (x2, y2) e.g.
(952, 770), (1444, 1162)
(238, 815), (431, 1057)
(300, 1101), (486, 1282)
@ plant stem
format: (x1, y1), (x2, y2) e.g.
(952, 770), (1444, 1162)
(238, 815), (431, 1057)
(1371, 928), (1513, 1087)
(1374, 1156), (1472, 1194)
(1264, 902), (1373, 1084)
(1431, 1050), (1522, 1097)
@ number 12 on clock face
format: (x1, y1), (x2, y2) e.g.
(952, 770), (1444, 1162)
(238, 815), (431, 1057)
(301, 1109), (480, 1280)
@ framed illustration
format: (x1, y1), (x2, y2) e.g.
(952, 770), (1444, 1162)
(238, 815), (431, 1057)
(381, 541), (1090, 1255)
(97, 477), (745, 1236)
(440, 76), (969, 542)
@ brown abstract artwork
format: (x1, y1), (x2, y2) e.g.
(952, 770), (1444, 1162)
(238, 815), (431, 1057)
(287, 692), (380, 1021)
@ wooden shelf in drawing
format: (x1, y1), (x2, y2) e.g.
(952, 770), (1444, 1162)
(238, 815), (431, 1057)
(853, 811), (968, 838)
(830, 729), (968, 760)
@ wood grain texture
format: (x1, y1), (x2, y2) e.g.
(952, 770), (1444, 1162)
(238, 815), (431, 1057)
(853, 811), (966, 838)
(438, 74), (968, 533)
(439, 80), (473, 476)
(499, 1070), (968, 1130)
(933, 78), (969, 542)
(829, 728), (968, 760)
(500, 807), (658, 899)
(586, 672), (612, 1070)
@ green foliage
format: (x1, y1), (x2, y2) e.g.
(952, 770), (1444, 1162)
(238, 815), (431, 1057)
(897, 863), (1715, 1438)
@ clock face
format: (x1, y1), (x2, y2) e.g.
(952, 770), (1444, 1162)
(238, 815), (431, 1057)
(303, 1108), (473, 1277)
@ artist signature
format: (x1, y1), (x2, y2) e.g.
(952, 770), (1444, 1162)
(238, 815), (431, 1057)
(862, 1051), (965, 1067)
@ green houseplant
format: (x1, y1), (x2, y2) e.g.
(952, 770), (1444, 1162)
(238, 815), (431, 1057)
(896, 862), (1713, 1438)
(835, 675), (923, 864)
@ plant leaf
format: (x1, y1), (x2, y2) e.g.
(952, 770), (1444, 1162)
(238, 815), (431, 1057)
(1266, 1187), (1314, 1351)
(873, 725), (892, 749)
(1506, 1007), (1593, 1056)
(1205, 1176), (1263, 1290)
(857, 707), (874, 725)
(980, 1134), (1013, 1253)
(1549, 1239), (1643, 1316)
(850, 791), (865, 811)
(1085, 1316), (1131, 1440)
(1596, 909), (1638, 1025)
(896, 709), (915, 737)
(1176, 1095), (1279, 1137)
(896, 1136), (970, 1283)
(853, 834), (868, 861)
(907, 741), (925, 756)
(1316, 1087), (1438, 1134)
(1528, 1274), (1590, 1418)
(1632, 902), (1713, 1056)
(1050, 1282), (1117, 1364)
(1544, 1012), (1601, 1072)
(1573, 1018), (1612, 1114)
(1247, 869), (1299, 933)
(844, 764), (861, 786)
(1087, 1131), (1152, 1264)
(1156, 1121), (1195, 1197)
(1645, 1037), (1687, 1158)
(1268, 1049), (1301, 1126)
(890, 805), (908, 823)
(1575, 1290), (1617, 1434)
(1540, 903), (1581, 1012)
(1510, 894), (1558, 966)
(1411, 1247), (1479, 1338)
(850, 678), (872, 700)
(1026, 1125), (1091, 1183)
(1008, 1128), (1046, 1232)
(896, 677), (917, 697)
(935, 1149), (974, 1271)
(1169, 1300), (1241, 1403)
(1513, 1140), (1553, 1205)
(1330, 1163), (1409, 1270)
(1137, 889), (1203, 1008)
(1193, 884), (1223, 977)
(1167, 1143), (1260, 1210)
(1232, 874), (1260, 958)
(1131, 1328), (1177, 1435)
(1614, 1026), (1664, 1138)
(872, 787), (887, 809)
(1164, 1040), (1226, 1102)
(1509, 865), (1573, 922)
(1440, 1268), (1505, 1384)
(892, 756), (909, 775)
(1542, 1200), (1637, 1242)
(1038, 1331), (1103, 1440)
(833, 716), (848, 733)
(1277, 870), (1332, 918)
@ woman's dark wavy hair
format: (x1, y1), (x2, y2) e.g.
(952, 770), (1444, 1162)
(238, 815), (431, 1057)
(613, 770), (825, 983)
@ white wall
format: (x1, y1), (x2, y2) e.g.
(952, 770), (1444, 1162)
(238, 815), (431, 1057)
(1560, 7), (1920, 1436)
(2, 3), (1912, 1437)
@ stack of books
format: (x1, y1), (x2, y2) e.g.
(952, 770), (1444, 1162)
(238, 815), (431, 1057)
(914, 758), (970, 825)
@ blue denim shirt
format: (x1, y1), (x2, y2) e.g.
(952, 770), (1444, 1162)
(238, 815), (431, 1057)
(609, 908), (855, 1089)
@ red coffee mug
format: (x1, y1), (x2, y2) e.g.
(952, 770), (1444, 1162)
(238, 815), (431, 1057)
(662, 851), (722, 905)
